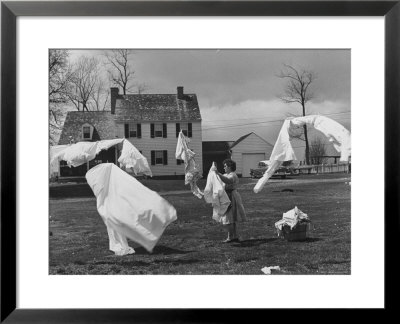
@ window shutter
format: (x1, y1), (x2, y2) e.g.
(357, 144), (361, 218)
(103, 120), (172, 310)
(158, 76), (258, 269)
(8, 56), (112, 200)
(137, 124), (141, 138)
(176, 123), (180, 137)
(163, 123), (167, 138)
(151, 151), (155, 165)
(188, 123), (192, 137)
(163, 150), (168, 165)
(124, 124), (129, 138)
(150, 123), (155, 138)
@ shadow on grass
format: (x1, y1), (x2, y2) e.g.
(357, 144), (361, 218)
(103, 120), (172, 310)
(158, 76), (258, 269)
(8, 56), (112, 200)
(232, 238), (278, 247)
(153, 258), (200, 266)
(93, 260), (150, 267)
(287, 237), (322, 243)
(135, 245), (195, 255)
(320, 259), (350, 265)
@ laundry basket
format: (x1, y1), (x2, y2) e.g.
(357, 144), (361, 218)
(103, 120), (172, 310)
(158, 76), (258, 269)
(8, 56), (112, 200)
(281, 223), (308, 241)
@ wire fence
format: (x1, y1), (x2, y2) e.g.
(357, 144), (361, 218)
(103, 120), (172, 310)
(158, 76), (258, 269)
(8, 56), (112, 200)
(296, 162), (351, 174)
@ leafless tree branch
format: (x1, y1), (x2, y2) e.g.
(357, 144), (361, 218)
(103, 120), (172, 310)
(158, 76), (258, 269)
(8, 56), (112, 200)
(277, 64), (317, 164)
(104, 49), (135, 95)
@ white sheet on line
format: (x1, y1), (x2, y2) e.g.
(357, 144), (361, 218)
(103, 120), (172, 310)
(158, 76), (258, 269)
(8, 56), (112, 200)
(61, 141), (99, 167)
(203, 162), (231, 222)
(50, 139), (152, 176)
(175, 130), (203, 198)
(86, 163), (177, 255)
(49, 144), (68, 175)
(254, 115), (351, 193)
(118, 139), (153, 177)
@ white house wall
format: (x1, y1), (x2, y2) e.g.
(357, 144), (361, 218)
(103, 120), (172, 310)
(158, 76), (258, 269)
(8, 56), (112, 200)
(230, 133), (273, 176)
(116, 121), (203, 177)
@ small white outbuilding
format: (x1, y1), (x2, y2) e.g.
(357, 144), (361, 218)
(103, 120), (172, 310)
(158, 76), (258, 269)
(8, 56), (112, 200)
(229, 132), (274, 177)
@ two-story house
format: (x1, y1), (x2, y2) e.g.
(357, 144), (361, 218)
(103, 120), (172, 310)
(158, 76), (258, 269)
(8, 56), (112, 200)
(113, 86), (203, 177)
(56, 87), (203, 179)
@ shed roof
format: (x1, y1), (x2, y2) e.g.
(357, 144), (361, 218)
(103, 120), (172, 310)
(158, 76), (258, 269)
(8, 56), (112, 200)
(230, 132), (273, 149)
(229, 133), (253, 149)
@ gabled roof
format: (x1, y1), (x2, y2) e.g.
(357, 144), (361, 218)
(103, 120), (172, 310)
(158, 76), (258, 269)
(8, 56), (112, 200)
(230, 132), (273, 149)
(58, 111), (116, 145)
(229, 133), (253, 149)
(114, 93), (202, 122)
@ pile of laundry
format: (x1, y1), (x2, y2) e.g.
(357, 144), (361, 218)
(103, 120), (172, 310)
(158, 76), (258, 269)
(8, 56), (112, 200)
(275, 206), (311, 237)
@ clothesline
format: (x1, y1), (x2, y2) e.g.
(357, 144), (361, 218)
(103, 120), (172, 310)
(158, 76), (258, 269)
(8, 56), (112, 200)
(50, 138), (152, 177)
(175, 130), (203, 198)
(253, 115), (351, 193)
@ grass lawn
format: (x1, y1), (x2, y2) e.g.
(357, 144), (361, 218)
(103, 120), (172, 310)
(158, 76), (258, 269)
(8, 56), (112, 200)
(49, 173), (351, 275)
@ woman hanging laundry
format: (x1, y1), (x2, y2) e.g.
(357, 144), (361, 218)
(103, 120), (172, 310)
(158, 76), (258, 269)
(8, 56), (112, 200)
(211, 159), (247, 243)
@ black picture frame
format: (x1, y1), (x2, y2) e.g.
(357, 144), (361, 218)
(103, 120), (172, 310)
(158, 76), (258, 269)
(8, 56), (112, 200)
(1, 0), (399, 322)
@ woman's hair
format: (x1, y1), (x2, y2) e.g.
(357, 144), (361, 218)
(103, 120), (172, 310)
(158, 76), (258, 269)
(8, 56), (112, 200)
(223, 159), (236, 172)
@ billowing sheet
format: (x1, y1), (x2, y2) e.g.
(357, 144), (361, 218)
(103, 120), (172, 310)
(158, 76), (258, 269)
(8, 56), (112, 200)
(203, 163), (231, 222)
(254, 115), (351, 193)
(175, 131), (203, 198)
(291, 115), (351, 161)
(86, 163), (177, 254)
(49, 144), (68, 175)
(61, 141), (98, 167)
(50, 139), (152, 176)
(118, 140), (153, 177)
(253, 119), (295, 193)
(96, 138), (125, 154)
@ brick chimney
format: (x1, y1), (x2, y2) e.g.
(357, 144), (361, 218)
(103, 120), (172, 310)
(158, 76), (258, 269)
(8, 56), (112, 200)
(177, 86), (184, 100)
(110, 87), (119, 115)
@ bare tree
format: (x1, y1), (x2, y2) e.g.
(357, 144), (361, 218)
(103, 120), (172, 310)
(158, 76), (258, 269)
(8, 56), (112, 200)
(49, 49), (72, 144)
(68, 56), (106, 111)
(89, 80), (110, 111)
(136, 82), (150, 94)
(278, 64), (316, 164)
(104, 49), (135, 95)
(310, 137), (327, 165)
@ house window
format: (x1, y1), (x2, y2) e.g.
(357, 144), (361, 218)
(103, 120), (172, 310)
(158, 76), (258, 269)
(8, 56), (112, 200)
(129, 124), (137, 137)
(151, 123), (167, 138)
(180, 123), (188, 136)
(124, 123), (141, 138)
(155, 151), (163, 164)
(176, 122), (192, 137)
(151, 150), (168, 165)
(82, 125), (92, 140)
(155, 123), (163, 137)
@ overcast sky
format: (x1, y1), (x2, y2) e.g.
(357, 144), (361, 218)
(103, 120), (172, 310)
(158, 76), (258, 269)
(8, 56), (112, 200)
(69, 49), (351, 159)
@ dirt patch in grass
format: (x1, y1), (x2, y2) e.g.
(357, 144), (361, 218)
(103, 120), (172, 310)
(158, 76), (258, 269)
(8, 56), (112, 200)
(49, 174), (351, 275)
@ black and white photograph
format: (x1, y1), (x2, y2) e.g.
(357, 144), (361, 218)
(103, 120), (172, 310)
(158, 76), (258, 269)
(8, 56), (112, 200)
(49, 49), (351, 275)
(2, 0), (397, 318)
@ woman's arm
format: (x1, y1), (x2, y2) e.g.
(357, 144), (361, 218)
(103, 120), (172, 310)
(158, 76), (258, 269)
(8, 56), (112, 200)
(216, 172), (234, 184)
